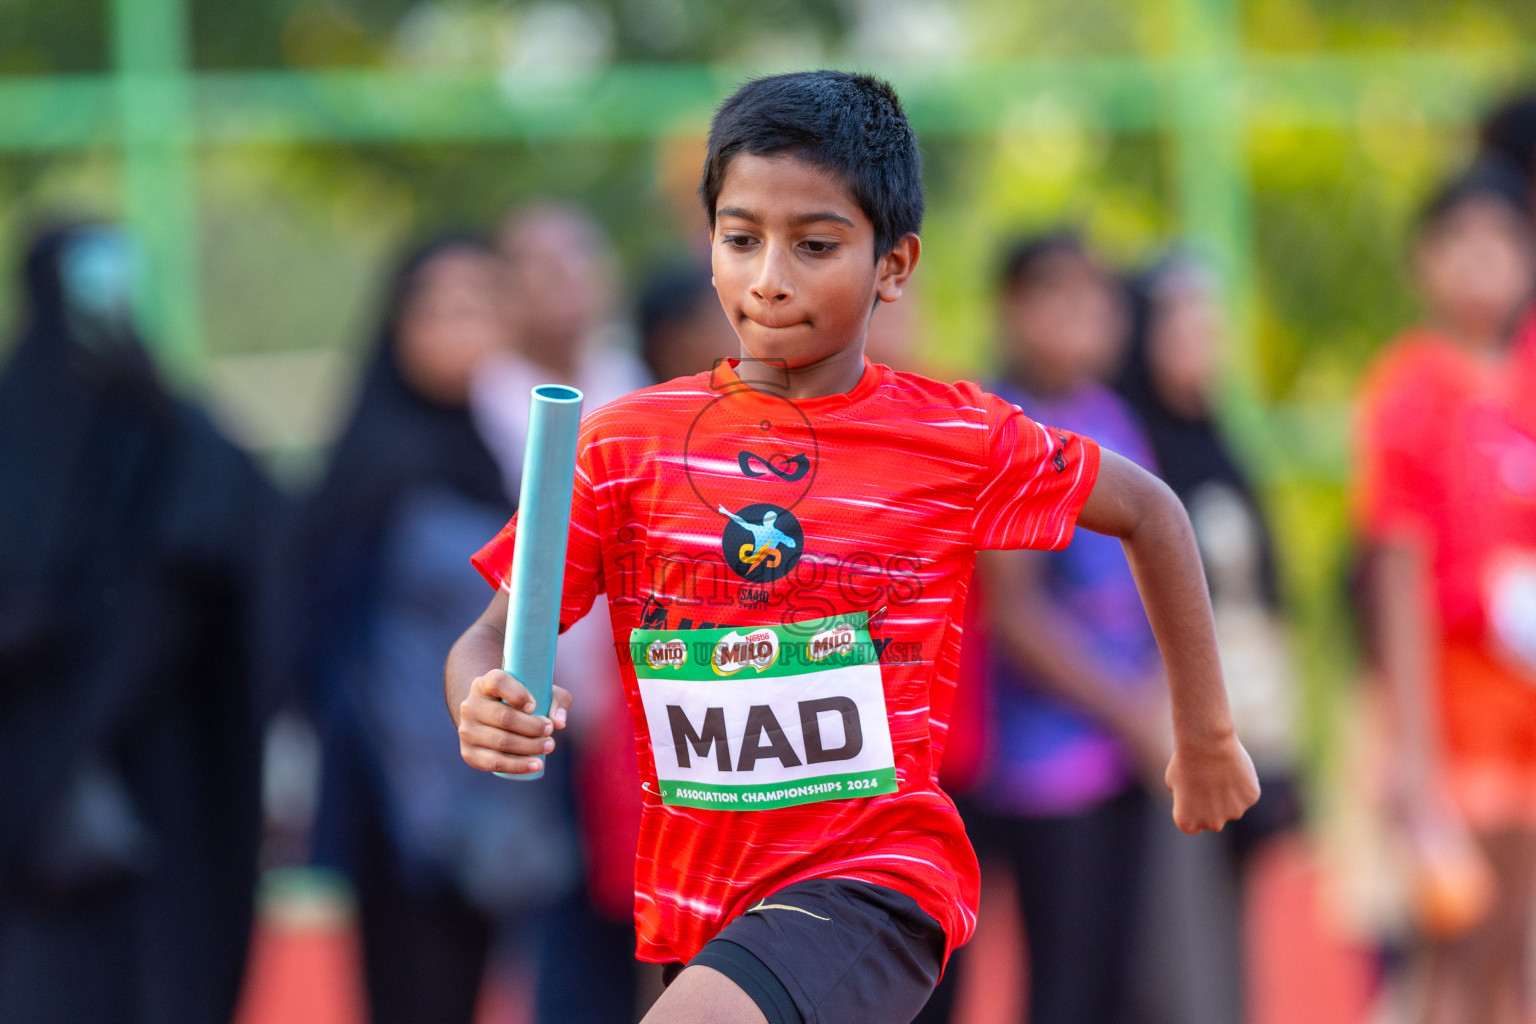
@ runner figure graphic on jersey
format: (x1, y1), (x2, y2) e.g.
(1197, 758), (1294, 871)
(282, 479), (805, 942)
(719, 503), (805, 583)
(718, 504), (797, 576)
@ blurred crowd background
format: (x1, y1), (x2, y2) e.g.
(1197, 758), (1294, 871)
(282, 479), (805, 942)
(4, 1), (1536, 1023)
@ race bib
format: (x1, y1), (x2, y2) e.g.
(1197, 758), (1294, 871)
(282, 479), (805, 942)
(631, 612), (898, 811)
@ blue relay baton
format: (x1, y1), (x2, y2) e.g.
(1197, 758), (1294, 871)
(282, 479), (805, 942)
(497, 383), (584, 781)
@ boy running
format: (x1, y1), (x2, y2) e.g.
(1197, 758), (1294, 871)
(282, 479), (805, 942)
(446, 71), (1259, 1024)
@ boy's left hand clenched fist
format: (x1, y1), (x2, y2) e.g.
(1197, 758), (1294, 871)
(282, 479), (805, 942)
(1164, 733), (1262, 834)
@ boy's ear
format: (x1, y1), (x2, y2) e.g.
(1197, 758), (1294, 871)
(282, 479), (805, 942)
(876, 233), (921, 304)
(707, 224), (717, 288)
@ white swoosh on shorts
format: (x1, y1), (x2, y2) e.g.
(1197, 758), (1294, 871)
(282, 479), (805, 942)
(746, 898), (831, 922)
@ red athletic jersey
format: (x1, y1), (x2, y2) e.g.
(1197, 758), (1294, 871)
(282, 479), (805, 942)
(1356, 331), (1536, 638)
(473, 358), (1100, 963)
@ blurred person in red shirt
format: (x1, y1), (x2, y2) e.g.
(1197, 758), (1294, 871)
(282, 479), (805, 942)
(1356, 161), (1536, 1024)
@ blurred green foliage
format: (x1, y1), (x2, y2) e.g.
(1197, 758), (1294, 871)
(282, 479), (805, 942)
(1, 0), (1531, 390)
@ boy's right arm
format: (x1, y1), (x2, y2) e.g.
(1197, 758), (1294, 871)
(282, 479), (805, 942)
(445, 589), (572, 776)
(1075, 449), (1260, 833)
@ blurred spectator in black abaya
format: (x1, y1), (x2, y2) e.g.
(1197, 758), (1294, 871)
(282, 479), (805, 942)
(0, 223), (280, 1022)
(1116, 252), (1301, 1024)
(290, 236), (577, 1024)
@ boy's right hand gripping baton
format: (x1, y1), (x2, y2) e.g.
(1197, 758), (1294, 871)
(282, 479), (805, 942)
(497, 383), (584, 781)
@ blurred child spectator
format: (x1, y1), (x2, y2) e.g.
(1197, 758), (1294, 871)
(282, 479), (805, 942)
(637, 262), (737, 384)
(1356, 160), (1536, 1024)
(475, 203), (653, 1024)
(0, 224), (280, 1022)
(1118, 253), (1301, 1024)
(292, 236), (578, 1024)
(965, 232), (1168, 1024)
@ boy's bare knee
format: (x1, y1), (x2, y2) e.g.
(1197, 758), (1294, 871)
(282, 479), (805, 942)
(640, 965), (770, 1024)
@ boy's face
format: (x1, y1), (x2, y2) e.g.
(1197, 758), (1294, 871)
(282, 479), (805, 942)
(710, 153), (914, 370)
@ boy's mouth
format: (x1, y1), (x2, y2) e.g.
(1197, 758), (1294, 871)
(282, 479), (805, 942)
(741, 312), (809, 331)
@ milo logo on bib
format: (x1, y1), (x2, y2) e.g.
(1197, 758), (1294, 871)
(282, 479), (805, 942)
(646, 638), (688, 670)
(632, 612), (898, 811)
(713, 629), (779, 675)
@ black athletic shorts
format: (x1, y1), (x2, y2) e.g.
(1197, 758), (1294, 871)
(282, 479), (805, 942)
(662, 878), (946, 1024)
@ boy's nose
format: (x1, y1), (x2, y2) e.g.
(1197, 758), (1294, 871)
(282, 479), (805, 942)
(749, 245), (794, 305)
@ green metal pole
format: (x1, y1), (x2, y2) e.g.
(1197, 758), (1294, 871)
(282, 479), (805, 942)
(111, 0), (202, 380)
(1165, 0), (1269, 465)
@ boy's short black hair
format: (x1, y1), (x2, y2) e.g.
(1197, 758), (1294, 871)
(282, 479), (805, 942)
(1417, 159), (1533, 235)
(700, 70), (924, 259)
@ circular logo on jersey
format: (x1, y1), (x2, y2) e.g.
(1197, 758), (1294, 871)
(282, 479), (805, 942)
(684, 388), (818, 513)
(720, 502), (804, 583)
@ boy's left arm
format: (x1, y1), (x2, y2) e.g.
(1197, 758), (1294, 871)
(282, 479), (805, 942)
(1078, 448), (1262, 833)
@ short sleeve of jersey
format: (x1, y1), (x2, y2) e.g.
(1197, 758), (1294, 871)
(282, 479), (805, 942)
(972, 390), (1101, 551)
(471, 432), (604, 630)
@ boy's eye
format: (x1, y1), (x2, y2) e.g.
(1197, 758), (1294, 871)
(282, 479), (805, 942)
(722, 235), (757, 249)
(800, 240), (839, 255)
